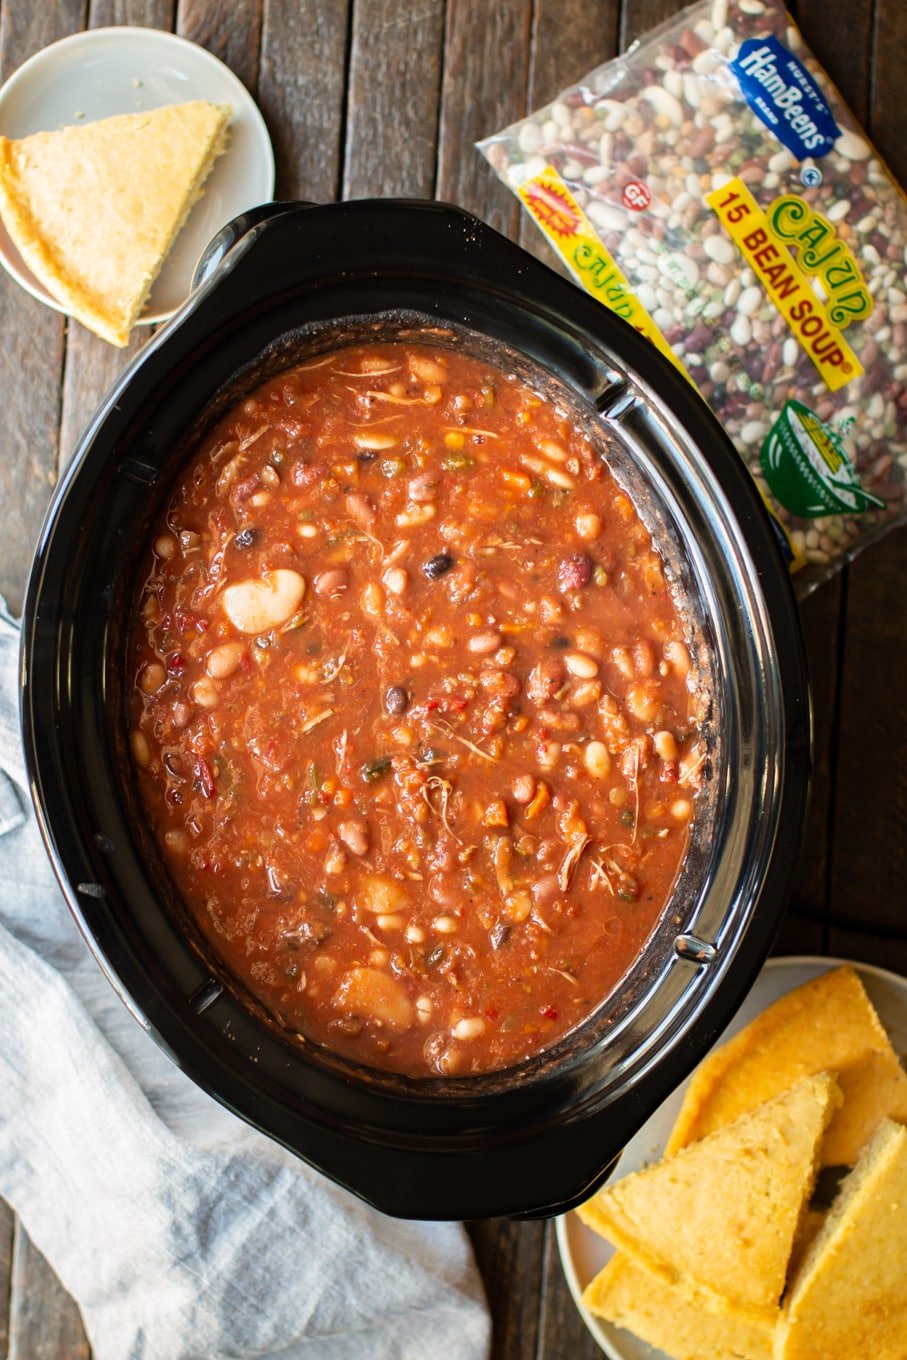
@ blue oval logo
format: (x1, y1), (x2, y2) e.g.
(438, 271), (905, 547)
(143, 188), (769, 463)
(731, 36), (841, 161)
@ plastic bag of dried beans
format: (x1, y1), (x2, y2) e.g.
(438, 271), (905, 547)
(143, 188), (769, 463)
(479, 0), (907, 591)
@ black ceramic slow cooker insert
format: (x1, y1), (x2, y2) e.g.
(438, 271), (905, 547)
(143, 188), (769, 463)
(21, 200), (810, 1220)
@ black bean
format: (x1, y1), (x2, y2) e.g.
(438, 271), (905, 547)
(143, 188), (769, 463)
(490, 922), (511, 950)
(234, 527), (258, 550)
(361, 756), (392, 783)
(426, 945), (446, 968)
(423, 551), (454, 580)
(551, 634), (571, 649)
(385, 685), (409, 716)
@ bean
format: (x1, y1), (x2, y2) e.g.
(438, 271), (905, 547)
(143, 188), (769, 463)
(410, 353), (448, 384)
(234, 527), (258, 550)
(206, 642), (245, 679)
(557, 552), (592, 592)
(314, 568), (349, 598)
(654, 730), (679, 761)
(452, 1017), (486, 1041)
(154, 533), (178, 560)
(664, 639), (691, 677)
(334, 966), (414, 1030)
(338, 821), (369, 855)
(140, 661), (166, 694)
(627, 682), (660, 722)
(504, 890), (532, 922)
(385, 685), (409, 715)
(222, 569), (305, 633)
(433, 914), (458, 934)
(354, 430), (399, 451)
(468, 629), (502, 655)
(423, 551), (454, 579)
(377, 913), (404, 931)
(408, 472), (439, 503)
(564, 651), (599, 678)
(575, 511), (602, 540)
(382, 566), (408, 596)
(130, 730), (151, 767)
(584, 740), (612, 780)
(191, 679), (220, 708)
(345, 492), (376, 529)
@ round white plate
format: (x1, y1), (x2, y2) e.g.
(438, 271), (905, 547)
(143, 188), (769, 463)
(0, 27), (275, 323)
(556, 955), (907, 1359)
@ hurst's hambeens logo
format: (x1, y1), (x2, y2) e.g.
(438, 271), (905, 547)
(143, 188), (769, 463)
(731, 36), (841, 159)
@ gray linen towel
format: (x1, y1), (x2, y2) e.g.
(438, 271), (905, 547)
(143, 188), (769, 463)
(0, 601), (491, 1360)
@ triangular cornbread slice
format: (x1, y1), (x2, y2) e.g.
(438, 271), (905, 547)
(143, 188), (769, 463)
(576, 1073), (841, 1315)
(584, 1252), (777, 1360)
(667, 967), (907, 1167)
(0, 101), (230, 345)
(775, 1119), (907, 1360)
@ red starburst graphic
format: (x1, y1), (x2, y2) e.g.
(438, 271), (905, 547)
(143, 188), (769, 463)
(622, 180), (651, 211)
(524, 180), (582, 238)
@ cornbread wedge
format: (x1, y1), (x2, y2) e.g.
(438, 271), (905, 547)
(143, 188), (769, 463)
(667, 967), (907, 1167)
(0, 101), (230, 345)
(776, 1119), (907, 1360)
(576, 1073), (841, 1316)
(583, 1252), (777, 1360)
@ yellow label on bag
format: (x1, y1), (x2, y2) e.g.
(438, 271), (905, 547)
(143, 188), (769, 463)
(517, 167), (691, 382)
(706, 178), (864, 392)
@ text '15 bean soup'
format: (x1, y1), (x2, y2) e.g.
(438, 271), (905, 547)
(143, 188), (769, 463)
(128, 342), (707, 1077)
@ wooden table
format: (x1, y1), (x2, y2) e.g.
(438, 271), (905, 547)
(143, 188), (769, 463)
(0, 0), (904, 1355)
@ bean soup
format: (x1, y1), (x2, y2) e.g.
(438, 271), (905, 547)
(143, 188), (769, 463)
(128, 342), (706, 1077)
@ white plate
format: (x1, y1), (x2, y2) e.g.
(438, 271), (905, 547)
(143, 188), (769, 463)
(556, 955), (907, 1360)
(0, 27), (275, 323)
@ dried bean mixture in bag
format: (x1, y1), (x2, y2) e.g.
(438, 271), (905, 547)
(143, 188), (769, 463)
(480, 0), (907, 590)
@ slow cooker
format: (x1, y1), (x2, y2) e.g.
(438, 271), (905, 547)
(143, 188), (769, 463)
(20, 200), (810, 1219)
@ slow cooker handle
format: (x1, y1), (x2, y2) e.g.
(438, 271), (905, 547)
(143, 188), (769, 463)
(191, 201), (317, 291)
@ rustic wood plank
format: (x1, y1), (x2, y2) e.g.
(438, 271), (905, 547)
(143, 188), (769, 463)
(825, 928), (907, 986)
(772, 908), (824, 957)
(0, 1199), (13, 1359)
(0, 0), (85, 614)
(436, 0), (533, 234)
(8, 1222), (89, 1360)
(871, 0), (907, 186)
(517, 0), (618, 269)
(619, 0), (687, 48)
(467, 1218), (545, 1360)
(828, 532), (907, 927)
(343, 0), (444, 199)
(258, 0), (350, 203)
(825, 0), (907, 944)
(536, 1218), (601, 1359)
(178, 0), (263, 94)
(58, 330), (150, 472)
(54, 4), (180, 474)
(86, 0), (173, 24)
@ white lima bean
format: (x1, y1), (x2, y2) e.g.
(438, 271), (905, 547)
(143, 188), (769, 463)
(222, 569), (305, 633)
(479, 0), (907, 594)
